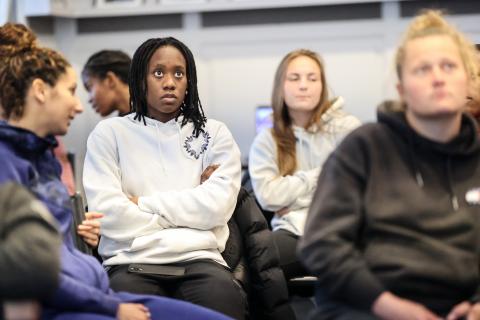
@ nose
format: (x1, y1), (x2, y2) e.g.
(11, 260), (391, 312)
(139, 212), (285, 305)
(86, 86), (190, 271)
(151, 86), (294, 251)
(163, 74), (176, 90)
(75, 98), (84, 114)
(431, 66), (445, 87)
(299, 77), (308, 90)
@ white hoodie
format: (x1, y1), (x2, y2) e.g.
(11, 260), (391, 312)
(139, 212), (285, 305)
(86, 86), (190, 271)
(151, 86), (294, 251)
(248, 97), (361, 236)
(83, 114), (241, 266)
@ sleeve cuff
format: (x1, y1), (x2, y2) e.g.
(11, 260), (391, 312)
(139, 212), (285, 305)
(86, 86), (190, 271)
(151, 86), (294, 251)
(341, 269), (385, 311)
(103, 296), (121, 316)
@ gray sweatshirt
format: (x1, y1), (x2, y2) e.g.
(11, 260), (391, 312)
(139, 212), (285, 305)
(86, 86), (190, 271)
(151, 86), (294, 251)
(248, 97), (361, 235)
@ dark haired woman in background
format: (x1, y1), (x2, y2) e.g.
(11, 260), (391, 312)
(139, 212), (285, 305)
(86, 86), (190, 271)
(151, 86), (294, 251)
(83, 37), (246, 319)
(82, 50), (131, 116)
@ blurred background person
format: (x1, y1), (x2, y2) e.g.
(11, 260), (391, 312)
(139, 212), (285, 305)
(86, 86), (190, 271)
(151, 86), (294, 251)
(82, 50), (131, 117)
(248, 49), (360, 281)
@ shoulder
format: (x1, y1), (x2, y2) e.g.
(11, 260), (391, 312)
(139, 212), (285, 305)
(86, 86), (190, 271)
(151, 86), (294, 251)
(323, 109), (362, 132)
(252, 128), (274, 147)
(320, 97), (360, 129)
(89, 116), (130, 141)
(204, 118), (229, 133)
(334, 122), (390, 159)
(202, 118), (236, 142)
(93, 116), (128, 132)
(0, 140), (26, 171)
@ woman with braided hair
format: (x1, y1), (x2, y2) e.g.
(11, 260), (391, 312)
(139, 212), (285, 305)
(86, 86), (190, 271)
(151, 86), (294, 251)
(83, 37), (247, 319)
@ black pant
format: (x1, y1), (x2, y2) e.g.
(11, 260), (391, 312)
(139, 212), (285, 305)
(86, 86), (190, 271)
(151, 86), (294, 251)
(108, 260), (247, 320)
(272, 229), (308, 280)
(310, 291), (377, 320)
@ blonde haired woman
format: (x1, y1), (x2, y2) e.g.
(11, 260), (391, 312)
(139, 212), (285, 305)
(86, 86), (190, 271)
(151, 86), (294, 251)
(299, 10), (480, 320)
(248, 49), (360, 280)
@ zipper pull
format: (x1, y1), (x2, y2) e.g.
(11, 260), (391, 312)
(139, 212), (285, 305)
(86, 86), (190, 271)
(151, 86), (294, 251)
(451, 195), (459, 211)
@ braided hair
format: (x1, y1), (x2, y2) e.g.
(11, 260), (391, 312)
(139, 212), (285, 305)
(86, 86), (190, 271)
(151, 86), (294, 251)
(130, 37), (206, 136)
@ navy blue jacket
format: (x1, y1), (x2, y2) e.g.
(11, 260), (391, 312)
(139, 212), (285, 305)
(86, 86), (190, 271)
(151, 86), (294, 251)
(0, 121), (120, 316)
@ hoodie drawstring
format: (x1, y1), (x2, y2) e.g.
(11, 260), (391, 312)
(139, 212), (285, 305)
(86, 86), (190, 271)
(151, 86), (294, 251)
(407, 133), (425, 188)
(407, 133), (458, 211)
(446, 156), (459, 211)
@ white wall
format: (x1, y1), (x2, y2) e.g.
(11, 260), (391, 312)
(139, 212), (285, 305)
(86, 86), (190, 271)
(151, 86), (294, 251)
(33, 5), (480, 191)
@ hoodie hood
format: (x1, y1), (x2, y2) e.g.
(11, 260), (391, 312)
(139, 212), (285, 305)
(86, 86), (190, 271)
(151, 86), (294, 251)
(377, 100), (480, 157)
(377, 100), (480, 211)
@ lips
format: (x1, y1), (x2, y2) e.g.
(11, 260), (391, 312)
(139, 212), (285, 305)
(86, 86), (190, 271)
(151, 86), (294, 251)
(161, 93), (178, 104)
(432, 91), (449, 99)
(161, 93), (177, 99)
(296, 96), (310, 99)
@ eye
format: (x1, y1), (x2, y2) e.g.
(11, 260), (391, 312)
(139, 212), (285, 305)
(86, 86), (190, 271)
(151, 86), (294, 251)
(154, 70), (163, 78)
(308, 76), (318, 82)
(287, 75), (299, 81)
(441, 61), (457, 72)
(413, 64), (430, 76)
(174, 71), (184, 78)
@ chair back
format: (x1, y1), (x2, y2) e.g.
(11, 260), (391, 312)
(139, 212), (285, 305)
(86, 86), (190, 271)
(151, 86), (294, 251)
(70, 192), (93, 255)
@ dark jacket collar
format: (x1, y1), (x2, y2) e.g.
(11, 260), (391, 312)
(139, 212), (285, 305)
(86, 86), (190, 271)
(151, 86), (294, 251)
(0, 121), (57, 154)
(377, 100), (480, 157)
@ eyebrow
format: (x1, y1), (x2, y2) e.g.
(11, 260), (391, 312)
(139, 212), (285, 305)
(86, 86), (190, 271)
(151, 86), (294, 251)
(287, 72), (319, 76)
(150, 63), (186, 69)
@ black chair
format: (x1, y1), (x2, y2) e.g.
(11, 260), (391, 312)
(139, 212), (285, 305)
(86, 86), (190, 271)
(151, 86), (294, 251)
(70, 192), (93, 256)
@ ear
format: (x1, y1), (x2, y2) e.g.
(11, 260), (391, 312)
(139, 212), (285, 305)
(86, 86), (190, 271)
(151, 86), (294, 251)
(105, 71), (117, 89)
(396, 82), (404, 100)
(31, 78), (48, 104)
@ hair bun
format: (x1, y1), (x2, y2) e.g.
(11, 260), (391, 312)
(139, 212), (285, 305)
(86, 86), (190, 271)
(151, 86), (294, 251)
(0, 23), (37, 57)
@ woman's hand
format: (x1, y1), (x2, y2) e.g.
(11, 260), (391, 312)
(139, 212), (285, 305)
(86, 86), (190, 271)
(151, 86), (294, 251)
(276, 207), (290, 217)
(200, 164), (220, 184)
(128, 196), (139, 205)
(127, 164), (220, 207)
(77, 211), (103, 248)
(117, 303), (151, 320)
(447, 301), (480, 320)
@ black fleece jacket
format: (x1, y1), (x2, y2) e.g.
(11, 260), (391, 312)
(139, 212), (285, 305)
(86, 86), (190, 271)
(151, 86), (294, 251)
(223, 188), (295, 320)
(0, 183), (61, 300)
(298, 102), (480, 315)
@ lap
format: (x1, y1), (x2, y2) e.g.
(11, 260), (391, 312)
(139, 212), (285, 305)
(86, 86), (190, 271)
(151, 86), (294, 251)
(108, 260), (247, 320)
(272, 229), (308, 280)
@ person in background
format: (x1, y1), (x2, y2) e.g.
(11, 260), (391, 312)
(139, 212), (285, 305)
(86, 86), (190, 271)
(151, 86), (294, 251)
(298, 10), (480, 320)
(83, 36), (246, 319)
(82, 50), (131, 117)
(53, 136), (76, 195)
(0, 22), (233, 320)
(248, 49), (361, 281)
